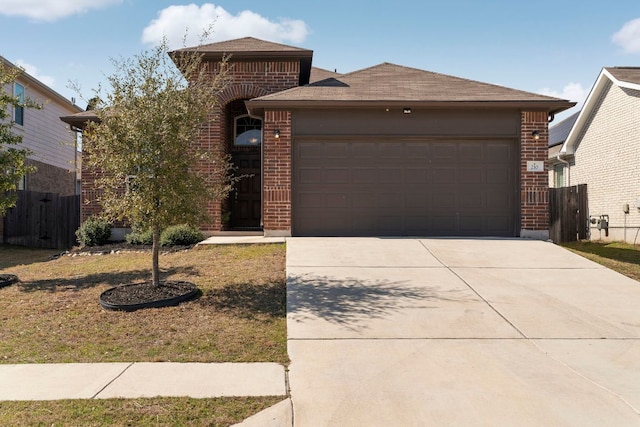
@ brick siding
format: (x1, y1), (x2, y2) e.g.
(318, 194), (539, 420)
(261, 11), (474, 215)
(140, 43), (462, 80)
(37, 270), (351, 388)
(262, 110), (292, 235)
(26, 158), (76, 196)
(520, 111), (550, 237)
(81, 58), (303, 231)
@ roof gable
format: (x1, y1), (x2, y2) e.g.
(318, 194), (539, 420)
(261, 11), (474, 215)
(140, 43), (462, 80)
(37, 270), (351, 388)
(561, 67), (640, 154)
(247, 62), (574, 113)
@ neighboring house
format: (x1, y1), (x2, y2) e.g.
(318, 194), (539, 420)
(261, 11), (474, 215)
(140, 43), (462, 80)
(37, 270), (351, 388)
(1, 56), (83, 196)
(549, 67), (640, 243)
(63, 37), (574, 239)
(548, 111), (579, 188)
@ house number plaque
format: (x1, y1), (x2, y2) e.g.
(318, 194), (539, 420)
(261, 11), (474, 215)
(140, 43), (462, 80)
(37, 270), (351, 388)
(526, 161), (544, 172)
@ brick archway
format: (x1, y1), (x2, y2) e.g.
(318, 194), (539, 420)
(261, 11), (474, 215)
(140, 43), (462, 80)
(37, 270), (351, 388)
(218, 84), (270, 107)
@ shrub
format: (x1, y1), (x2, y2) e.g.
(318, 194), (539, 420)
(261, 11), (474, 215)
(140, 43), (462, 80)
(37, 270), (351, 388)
(160, 224), (204, 246)
(125, 228), (153, 245)
(75, 217), (111, 247)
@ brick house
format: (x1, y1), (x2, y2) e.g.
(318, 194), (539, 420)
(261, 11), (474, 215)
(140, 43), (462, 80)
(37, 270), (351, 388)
(66, 37), (574, 239)
(548, 67), (640, 243)
(2, 56), (82, 196)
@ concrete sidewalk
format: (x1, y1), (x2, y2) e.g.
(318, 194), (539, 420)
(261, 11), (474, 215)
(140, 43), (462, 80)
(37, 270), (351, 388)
(0, 362), (287, 401)
(287, 237), (640, 426)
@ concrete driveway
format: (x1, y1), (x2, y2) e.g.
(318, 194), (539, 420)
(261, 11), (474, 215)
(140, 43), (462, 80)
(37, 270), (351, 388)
(286, 237), (640, 426)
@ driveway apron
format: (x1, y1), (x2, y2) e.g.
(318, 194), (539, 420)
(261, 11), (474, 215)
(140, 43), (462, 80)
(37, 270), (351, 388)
(286, 237), (640, 426)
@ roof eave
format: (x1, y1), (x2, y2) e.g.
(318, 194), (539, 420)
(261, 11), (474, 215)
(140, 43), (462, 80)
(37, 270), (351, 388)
(561, 68), (611, 155)
(246, 99), (576, 116)
(1, 56), (83, 113)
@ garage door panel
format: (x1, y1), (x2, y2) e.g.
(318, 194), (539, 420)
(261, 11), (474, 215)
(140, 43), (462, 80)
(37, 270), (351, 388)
(406, 168), (428, 183)
(487, 143), (512, 161)
(299, 167), (323, 183)
(432, 167), (457, 183)
(432, 190), (456, 208)
(380, 193), (402, 208)
(432, 143), (457, 158)
(325, 143), (349, 158)
(406, 144), (430, 158)
(379, 168), (404, 183)
(352, 193), (378, 208)
(459, 167), (484, 183)
(458, 192), (484, 209)
(378, 143), (404, 158)
(325, 193), (349, 207)
(486, 167), (511, 184)
(352, 168), (377, 183)
(325, 168), (350, 183)
(293, 139), (517, 236)
(459, 143), (483, 160)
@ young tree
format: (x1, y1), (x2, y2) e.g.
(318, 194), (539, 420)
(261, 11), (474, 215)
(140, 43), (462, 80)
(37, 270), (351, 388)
(0, 60), (37, 216)
(83, 39), (232, 286)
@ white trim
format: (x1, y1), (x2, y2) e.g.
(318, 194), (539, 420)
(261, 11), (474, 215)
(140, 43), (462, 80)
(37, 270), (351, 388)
(561, 67), (640, 155)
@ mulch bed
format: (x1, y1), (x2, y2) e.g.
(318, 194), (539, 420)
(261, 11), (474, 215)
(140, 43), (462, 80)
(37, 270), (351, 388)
(100, 280), (199, 311)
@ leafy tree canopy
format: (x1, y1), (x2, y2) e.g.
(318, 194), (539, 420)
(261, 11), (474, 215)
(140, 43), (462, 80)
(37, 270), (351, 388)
(81, 37), (233, 285)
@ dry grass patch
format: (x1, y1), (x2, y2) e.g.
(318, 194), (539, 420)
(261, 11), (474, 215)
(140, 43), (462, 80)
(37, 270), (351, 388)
(0, 396), (284, 426)
(0, 244), (287, 364)
(562, 241), (640, 282)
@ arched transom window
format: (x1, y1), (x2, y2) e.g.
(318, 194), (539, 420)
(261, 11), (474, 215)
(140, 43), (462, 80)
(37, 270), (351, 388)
(234, 115), (262, 146)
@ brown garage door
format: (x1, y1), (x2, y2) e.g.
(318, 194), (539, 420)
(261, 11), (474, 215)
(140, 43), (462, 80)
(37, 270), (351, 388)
(292, 139), (518, 236)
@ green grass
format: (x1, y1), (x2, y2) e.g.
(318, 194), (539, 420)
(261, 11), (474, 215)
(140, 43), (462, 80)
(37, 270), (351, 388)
(0, 396), (284, 426)
(561, 241), (640, 282)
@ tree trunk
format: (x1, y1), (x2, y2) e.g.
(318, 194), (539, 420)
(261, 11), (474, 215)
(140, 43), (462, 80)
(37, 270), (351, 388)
(151, 226), (161, 286)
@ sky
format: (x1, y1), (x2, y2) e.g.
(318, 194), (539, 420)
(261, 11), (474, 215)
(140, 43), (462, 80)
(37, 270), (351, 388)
(1, 0), (639, 123)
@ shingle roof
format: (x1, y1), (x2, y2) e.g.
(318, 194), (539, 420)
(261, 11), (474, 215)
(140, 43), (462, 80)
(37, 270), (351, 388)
(310, 67), (341, 83)
(172, 37), (313, 59)
(605, 67), (640, 85)
(549, 111), (579, 147)
(248, 62), (575, 113)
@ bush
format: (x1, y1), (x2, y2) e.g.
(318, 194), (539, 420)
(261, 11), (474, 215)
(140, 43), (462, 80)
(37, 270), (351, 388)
(160, 224), (204, 246)
(125, 228), (153, 245)
(76, 217), (111, 247)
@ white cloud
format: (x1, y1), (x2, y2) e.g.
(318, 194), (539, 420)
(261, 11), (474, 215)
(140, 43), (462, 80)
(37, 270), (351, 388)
(612, 18), (640, 53)
(14, 59), (55, 87)
(0, 0), (122, 21)
(142, 4), (309, 49)
(539, 82), (588, 109)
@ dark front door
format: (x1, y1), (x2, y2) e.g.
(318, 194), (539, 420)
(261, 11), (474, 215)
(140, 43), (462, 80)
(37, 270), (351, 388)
(231, 150), (261, 229)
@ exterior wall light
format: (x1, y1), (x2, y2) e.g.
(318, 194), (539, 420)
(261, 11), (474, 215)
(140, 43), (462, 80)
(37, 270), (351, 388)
(403, 108), (412, 114)
(531, 130), (540, 140)
(274, 129), (280, 139)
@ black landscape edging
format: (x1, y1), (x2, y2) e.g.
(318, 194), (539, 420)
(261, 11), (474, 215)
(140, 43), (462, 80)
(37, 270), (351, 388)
(99, 282), (199, 311)
(0, 274), (19, 288)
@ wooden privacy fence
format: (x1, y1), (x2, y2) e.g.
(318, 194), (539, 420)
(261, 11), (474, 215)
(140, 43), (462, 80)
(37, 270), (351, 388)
(549, 184), (588, 243)
(3, 190), (80, 249)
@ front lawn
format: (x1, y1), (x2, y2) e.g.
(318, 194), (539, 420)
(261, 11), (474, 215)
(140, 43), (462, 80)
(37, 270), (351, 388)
(0, 243), (287, 364)
(0, 396), (284, 426)
(561, 240), (640, 282)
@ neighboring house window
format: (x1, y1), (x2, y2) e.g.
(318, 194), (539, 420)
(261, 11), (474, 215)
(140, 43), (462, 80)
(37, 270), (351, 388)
(13, 83), (24, 126)
(554, 164), (565, 187)
(17, 175), (26, 191)
(234, 115), (262, 146)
